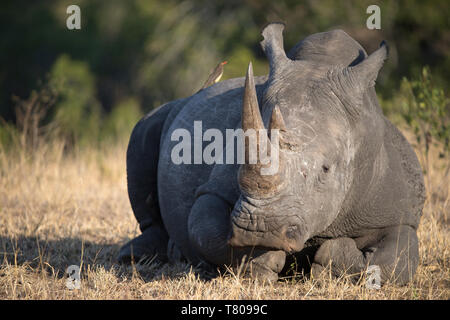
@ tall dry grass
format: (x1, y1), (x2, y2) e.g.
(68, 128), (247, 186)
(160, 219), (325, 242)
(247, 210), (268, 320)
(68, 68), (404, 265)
(0, 129), (448, 299)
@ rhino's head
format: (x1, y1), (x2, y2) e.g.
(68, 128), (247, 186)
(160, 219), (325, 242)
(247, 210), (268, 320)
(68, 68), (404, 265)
(229, 23), (388, 253)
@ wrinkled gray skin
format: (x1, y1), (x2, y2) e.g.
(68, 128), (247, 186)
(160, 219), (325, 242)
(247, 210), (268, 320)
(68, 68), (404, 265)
(119, 23), (425, 285)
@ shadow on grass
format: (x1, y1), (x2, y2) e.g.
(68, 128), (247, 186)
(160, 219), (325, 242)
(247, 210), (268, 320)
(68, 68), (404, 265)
(0, 235), (320, 283)
(0, 235), (122, 277)
(0, 235), (216, 282)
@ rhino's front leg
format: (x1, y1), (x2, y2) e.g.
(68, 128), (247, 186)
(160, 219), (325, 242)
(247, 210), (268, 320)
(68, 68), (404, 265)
(188, 193), (285, 281)
(312, 225), (419, 286)
(311, 237), (366, 280)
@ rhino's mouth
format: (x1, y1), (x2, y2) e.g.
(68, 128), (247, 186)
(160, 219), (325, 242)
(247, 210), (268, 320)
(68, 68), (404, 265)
(228, 208), (307, 253)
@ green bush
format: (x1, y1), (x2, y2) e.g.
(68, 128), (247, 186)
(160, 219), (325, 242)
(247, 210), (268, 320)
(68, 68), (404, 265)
(49, 54), (102, 147)
(0, 121), (18, 150)
(101, 97), (142, 143)
(400, 67), (449, 158)
(0, 54), (144, 152)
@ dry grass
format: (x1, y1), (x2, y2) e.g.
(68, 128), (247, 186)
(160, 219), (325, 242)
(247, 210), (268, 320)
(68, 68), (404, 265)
(0, 132), (448, 300)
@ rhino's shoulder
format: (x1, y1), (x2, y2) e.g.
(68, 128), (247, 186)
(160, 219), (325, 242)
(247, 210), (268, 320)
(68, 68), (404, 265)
(287, 29), (367, 67)
(383, 118), (426, 224)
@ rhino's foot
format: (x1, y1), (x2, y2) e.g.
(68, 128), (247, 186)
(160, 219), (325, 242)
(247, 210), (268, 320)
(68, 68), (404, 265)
(310, 263), (327, 279)
(193, 261), (219, 280)
(235, 250), (286, 283)
(314, 237), (366, 278)
(118, 225), (169, 264)
(312, 225), (419, 286)
(167, 238), (185, 263)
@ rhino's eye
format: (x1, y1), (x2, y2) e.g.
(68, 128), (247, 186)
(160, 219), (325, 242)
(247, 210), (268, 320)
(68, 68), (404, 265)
(322, 165), (330, 173)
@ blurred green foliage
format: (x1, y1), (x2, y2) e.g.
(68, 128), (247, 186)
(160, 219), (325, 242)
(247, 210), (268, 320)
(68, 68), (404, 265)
(101, 97), (142, 142)
(0, 0), (448, 148)
(0, 120), (17, 149)
(49, 54), (102, 146)
(400, 67), (449, 157)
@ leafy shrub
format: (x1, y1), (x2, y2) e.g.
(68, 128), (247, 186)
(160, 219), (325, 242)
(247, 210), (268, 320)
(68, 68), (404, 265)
(101, 97), (142, 143)
(400, 66), (449, 178)
(0, 81), (57, 152)
(0, 121), (18, 150)
(49, 54), (102, 147)
(401, 67), (449, 155)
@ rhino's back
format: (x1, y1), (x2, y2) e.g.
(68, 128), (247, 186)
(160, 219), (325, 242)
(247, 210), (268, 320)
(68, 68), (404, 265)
(157, 76), (266, 260)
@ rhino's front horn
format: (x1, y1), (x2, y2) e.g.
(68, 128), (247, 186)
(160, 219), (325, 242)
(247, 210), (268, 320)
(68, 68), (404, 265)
(238, 62), (286, 197)
(241, 62), (265, 134)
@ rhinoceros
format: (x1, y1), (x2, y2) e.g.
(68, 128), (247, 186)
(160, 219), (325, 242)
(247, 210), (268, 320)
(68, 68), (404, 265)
(118, 23), (425, 285)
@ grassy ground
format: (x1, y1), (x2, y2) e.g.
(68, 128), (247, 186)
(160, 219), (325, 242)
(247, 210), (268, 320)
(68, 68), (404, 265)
(0, 131), (448, 300)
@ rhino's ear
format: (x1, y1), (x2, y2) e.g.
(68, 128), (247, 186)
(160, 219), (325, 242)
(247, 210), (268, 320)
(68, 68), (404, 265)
(347, 41), (388, 90)
(260, 22), (291, 77)
(328, 42), (388, 120)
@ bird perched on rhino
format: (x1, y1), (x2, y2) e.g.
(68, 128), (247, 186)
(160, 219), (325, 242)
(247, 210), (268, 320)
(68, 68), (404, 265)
(200, 61), (228, 90)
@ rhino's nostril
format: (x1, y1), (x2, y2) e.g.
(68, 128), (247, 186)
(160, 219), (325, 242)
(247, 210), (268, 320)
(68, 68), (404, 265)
(285, 225), (298, 239)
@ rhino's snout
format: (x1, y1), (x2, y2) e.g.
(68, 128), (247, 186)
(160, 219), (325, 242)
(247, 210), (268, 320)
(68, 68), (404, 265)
(228, 218), (305, 253)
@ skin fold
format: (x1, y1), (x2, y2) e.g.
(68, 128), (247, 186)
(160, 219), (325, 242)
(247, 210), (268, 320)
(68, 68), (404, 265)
(119, 23), (425, 286)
